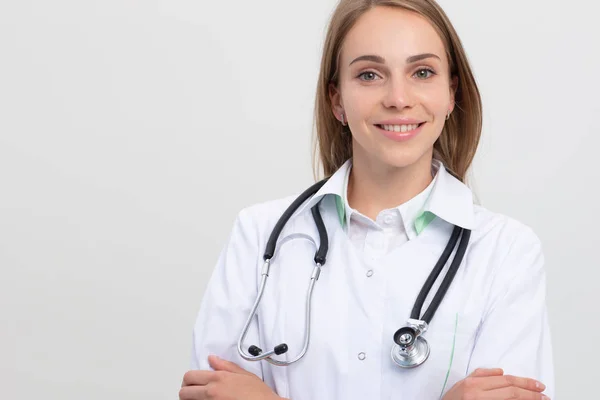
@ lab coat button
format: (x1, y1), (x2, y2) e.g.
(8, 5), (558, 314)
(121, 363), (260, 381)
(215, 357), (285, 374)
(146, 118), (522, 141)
(384, 215), (394, 224)
(366, 270), (374, 277)
(358, 352), (366, 360)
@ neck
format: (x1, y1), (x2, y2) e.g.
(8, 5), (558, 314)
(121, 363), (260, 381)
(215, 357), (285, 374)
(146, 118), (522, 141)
(347, 151), (434, 221)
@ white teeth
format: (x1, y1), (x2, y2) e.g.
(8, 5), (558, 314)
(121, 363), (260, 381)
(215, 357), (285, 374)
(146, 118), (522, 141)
(381, 124), (419, 133)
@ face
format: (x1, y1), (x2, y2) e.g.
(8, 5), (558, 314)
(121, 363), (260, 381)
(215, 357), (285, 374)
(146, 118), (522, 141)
(329, 6), (457, 171)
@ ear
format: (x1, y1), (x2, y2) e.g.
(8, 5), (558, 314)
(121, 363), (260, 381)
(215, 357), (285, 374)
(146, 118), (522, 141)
(448, 75), (458, 113)
(328, 82), (344, 121)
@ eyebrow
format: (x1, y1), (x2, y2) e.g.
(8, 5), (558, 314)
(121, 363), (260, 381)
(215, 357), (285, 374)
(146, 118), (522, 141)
(348, 53), (441, 66)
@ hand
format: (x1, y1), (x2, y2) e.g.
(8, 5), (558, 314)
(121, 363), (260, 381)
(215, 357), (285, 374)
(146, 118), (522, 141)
(179, 355), (282, 400)
(442, 368), (550, 400)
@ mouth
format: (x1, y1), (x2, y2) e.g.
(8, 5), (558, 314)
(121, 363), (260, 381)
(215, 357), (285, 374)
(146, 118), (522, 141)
(374, 122), (426, 142)
(374, 122), (425, 133)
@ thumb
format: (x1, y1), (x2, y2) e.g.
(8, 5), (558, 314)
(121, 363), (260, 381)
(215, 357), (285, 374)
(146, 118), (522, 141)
(208, 355), (253, 375)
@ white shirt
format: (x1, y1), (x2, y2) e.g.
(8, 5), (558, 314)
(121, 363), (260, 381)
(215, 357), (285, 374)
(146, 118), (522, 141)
(340, 158), (437, 257)
(190, 159), (555, 400)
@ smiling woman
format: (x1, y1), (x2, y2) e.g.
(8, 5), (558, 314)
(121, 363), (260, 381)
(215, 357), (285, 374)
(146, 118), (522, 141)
(318, 1), (482, 188)
(180, 1), (554, 400)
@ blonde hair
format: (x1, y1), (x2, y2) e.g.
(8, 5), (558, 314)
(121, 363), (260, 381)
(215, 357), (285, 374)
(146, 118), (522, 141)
(312, 0), (482, 182)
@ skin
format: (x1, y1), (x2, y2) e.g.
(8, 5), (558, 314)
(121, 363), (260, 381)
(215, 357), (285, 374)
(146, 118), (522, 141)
(179, 6), (550, 400)
(442, 368), (549, 400)
(329, 5), (457, 221)
(179, 356), (281, 400)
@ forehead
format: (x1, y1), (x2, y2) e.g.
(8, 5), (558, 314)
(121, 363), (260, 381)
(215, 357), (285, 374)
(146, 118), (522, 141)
(341, 6), (447, 65)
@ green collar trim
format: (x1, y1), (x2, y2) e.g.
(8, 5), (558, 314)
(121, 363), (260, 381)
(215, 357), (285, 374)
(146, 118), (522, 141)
(414, 211), (436, 235)
(335, 195), (345, 226)
(334, 195), (435, 235)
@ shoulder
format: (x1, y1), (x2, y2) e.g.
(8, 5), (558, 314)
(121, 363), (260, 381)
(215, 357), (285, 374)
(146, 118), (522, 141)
(239, 194), (297, 219)
(472, 204), (541, 247)
(232, 193), (299, 239)
(470, 204), (544, 277)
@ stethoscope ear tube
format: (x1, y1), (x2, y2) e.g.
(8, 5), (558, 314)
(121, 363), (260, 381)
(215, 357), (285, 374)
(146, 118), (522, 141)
(422, 228), (471, 323)
(410, 225), (462, 322)
(310, 204), (328, 265)
(263, 179), (328, 261)
(238, 196), (329, 366)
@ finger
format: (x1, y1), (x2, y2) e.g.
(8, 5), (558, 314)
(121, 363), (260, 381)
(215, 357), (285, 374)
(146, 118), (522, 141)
(488, 386), (550, 400)
(468, 367), (504, 377)
(178, 385), (208, 400)
(208, 355), (253, 375)
(480, 374), (546, 392)
(181, 370), (214, 387)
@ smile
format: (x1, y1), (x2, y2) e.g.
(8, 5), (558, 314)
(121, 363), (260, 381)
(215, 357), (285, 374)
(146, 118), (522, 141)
(375, 123), (423, 133)
(374, 122), (425, 142)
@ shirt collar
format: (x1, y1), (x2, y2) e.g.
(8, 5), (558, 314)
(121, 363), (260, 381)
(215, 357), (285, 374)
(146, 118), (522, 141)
(338, 159), (438, 237)
(292, 158), (475, 232)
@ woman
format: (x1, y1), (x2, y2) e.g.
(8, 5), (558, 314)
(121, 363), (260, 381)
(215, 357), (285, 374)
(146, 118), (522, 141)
(180, 0), (554, 399)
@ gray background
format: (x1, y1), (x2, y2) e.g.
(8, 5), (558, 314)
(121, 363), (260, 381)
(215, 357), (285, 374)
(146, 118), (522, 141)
(1, 0), (597, 398)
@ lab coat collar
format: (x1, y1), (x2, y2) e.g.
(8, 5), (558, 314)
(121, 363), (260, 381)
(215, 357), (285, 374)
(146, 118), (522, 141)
(292, 159), (352, 220)
(292, 158), (475, 231)
(425, 159), (475, 230)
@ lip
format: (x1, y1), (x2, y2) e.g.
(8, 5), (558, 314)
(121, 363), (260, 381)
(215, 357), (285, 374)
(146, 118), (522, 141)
(375, 122), (425, 142)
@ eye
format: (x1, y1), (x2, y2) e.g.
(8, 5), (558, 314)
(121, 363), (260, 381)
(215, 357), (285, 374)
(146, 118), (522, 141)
(357, 71), (380, 81)
(414, 68), (436, 80)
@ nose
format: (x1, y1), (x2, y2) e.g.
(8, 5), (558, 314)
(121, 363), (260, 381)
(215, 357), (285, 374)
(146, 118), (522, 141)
(382, 76), (414, 109)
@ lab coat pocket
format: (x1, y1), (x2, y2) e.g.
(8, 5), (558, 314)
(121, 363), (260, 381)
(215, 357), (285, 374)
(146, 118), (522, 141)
(418, 312), (479, 399)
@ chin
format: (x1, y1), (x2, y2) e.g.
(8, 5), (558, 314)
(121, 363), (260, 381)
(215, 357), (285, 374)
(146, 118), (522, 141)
(352, 130), (438, 170)
(380, 151), (427, 169)
(354, 126), (437, 170)
(371, 141), (433, 169)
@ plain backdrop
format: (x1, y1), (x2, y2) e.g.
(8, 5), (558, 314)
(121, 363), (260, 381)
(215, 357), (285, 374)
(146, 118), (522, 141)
(1, 0), (598, 398)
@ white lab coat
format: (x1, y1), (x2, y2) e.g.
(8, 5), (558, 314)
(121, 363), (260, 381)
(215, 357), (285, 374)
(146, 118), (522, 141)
(190, 160), (555, 400)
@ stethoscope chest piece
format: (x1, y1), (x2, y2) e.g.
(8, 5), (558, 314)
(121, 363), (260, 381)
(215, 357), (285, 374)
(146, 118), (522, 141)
(390, 321), (430, 368)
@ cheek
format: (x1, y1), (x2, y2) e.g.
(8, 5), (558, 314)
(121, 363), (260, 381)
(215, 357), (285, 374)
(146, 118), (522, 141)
(342, 86), (378, 117)
(415, 85), (451, 112)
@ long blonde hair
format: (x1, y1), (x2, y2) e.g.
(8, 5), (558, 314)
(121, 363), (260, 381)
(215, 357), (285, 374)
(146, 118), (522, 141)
(312, 0), (482, 182)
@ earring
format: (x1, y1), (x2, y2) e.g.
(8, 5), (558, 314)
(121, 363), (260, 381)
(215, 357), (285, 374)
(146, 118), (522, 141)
(446, 111), (451, 120)
(340, 112), (347, 126)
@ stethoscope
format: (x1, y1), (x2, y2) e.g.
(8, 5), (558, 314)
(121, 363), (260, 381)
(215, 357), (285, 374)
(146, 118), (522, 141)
(237, 178), (471, 368)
